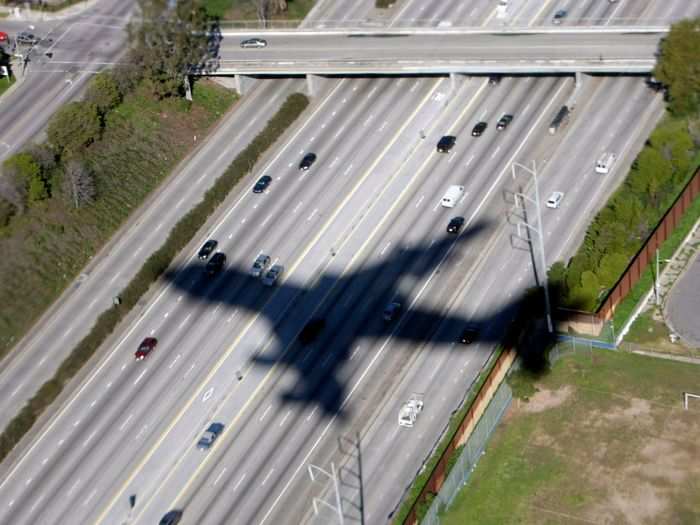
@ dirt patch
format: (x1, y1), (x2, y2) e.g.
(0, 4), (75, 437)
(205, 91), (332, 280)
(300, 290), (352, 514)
(521, 385), (574, 413)
(604, 397), (654, 426)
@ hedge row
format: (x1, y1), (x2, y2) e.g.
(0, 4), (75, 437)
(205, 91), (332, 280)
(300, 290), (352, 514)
(0, 92), (309, 463)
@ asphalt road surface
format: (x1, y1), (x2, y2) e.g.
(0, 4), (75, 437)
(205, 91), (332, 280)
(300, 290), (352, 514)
(665, 248), (700, 348)
(1, 1), (699, 525)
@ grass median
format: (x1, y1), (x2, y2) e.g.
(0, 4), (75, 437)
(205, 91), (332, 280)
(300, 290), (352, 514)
(0, 92), (310, 464)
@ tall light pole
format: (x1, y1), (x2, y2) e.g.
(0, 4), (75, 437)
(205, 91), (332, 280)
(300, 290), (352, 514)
(308, 462), (344, 525)
(511, 161), (554, 334)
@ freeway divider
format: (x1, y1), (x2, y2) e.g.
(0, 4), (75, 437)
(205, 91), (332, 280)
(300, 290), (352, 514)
(0, 92), (310, 465)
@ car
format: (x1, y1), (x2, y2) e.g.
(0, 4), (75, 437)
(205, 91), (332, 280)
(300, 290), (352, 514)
(471, 122), (487, 137)
(546, 191), (564, 209)
(135, 337), (158, 361)
(206, 252), (226, 275)
(16, 31), (39, 45)
(488, 75), (501, 86)
(240, 38), (267, 49)
(159, 510), (183, 525)
(496, 114), (513, 131)
(459, 327), (479, 345)
(0, 32), (8, 44)
(446, 216), (465, 234)
(262, 264), (283, 286)
(552, 9), (567, 24)
(299, 153), (317, 171)
(383, 301), (402, 322)
(250, 254), (271, 278)
(253, 175), (272, 194)
(197, 239), (218, 260)
(197, 422), (224, 450)
(436, 135), (456, 153)
(299, 318), (326, 345)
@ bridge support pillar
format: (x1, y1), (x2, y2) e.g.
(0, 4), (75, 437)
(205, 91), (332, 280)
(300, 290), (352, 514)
(449, 72), (466, 102)
(306, 74), (327, 97)
(234, 74), (255, 96)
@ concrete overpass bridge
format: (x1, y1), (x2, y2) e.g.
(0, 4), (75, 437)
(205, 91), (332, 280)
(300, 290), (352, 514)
(202, 27), (667, 95)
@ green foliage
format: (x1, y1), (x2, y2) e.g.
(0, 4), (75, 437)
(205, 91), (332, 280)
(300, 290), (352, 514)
(46, 101), (102, 154)
(0, 91), (306, 464)
(598, 252), (628, 288)
(3, 152), (49, 202)
(376, 0), (394, 7)
(653, 17), (700, 116)
(85, 72), (122, 114)
(129, 0), (212, 99)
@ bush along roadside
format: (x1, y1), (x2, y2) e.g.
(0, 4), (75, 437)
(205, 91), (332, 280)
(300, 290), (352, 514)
(0, 92), (310, 464)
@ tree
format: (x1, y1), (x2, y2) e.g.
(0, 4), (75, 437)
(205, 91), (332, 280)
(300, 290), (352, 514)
(47, 101), (102, 154)
(0, 173), (25, 213)
(598, 252), (629, 289)
(3, 152), (49, 202)
(61, 159), (96, 209)
(653, 17), (700, 116)
(85, 72), (122, 114)
(129, 0), (212, 99)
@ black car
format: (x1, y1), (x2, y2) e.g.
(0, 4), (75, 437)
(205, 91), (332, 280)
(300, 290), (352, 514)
(159, 510), (183, 525)
(299, 153), (317, 171)
(197, 239), (218, 260)
(299, 318), (326, 345)
(552, 9), (567, 24)
(488, 75), (501, 86)
(206, 252), (226, 276)
(471, 122), (488, 137)
(446, 216), (465, 234)
(253, 175), (272, 194)
(459, 327), (479, 344)
(437, 135), (456, 153)
(496, 114), (513, 131)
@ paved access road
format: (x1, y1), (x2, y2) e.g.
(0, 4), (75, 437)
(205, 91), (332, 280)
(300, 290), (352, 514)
(0, 1), (698, 525)
(217, 31), (662, 75)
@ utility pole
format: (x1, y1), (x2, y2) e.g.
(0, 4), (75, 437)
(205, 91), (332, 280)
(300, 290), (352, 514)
(511, 161), (553, 333)
(308, 462), (344, 525)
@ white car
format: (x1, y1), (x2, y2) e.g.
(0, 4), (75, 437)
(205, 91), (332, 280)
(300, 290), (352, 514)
(262, 264), (283, 286)
(240, 38), (267, 49)
(546, 191), (564, 209)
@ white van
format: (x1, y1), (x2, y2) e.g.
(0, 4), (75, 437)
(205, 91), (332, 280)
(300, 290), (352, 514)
(595, 152), (616, 174)
(441, 185), (465, 208)
(546, 191), (564, 209)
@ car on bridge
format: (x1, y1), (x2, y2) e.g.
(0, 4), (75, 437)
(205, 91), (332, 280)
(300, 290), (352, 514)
(497, 114), (513, 131)
(552, 9), (568, 24)
(251, 254), (271, 278)
(197, 239), (218, 260)
(299, 152), (317, 171)
(240, 38), (267, 49)
(206, 252), (226, 276)
(253, 175), (272, 193)
(446, 216), (465, 234)
(262, 264), (283, 286)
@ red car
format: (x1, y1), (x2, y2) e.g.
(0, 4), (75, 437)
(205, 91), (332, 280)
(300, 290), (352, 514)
(0, 32), (8, 44)
(135, 337), (158, 360)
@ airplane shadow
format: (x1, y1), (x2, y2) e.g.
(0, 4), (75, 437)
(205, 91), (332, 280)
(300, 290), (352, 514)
(163, 217), (563, 418)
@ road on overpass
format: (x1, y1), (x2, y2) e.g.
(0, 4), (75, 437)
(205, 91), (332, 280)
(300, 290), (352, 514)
(214, 30), (665, 75)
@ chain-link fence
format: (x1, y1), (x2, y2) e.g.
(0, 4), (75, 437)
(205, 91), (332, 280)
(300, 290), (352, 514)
(420, 382), (512, 525)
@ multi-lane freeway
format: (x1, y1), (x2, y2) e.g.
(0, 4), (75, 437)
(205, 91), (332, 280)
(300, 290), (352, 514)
(1, 1), (699, 525)
(216, 31), (663, 75)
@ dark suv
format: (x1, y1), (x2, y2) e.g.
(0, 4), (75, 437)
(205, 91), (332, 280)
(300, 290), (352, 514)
(437, 135), (456, 153)
(299, 153), (317, 171)
(198, 240), (218, 260)
(459, 327), (479, 345)
(496, 114), (513, 131)
(447, 216), (465, 234)
(253, 175), (272, 193)
(206, 252), (226, 276)
(471, 122), (488, 137)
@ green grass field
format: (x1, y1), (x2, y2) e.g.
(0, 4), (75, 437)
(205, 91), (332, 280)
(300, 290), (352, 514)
(442, 349), (700, 525)
(203, 0), (315, 20)
(0, 75), (14, 97)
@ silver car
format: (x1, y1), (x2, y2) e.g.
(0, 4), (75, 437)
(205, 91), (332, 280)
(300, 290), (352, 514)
(250, 254), (271, 278)
(16, 31), (39, 46)
(262, 264), (283, 286)
(240, 38), (267, 49)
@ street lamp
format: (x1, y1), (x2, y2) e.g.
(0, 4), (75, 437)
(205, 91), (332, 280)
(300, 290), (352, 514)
(511, 161), (553, 334)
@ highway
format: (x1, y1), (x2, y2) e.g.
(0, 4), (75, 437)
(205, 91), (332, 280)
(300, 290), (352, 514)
(215, 31), (663, 75)
(0, 1), (698, 525)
